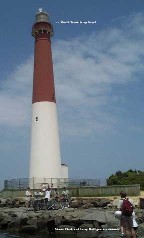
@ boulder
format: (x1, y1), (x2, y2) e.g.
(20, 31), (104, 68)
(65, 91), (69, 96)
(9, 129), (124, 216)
(81, 203), (94, 209)
(16, 197), (26, 204)
(55, 216), (63, 225)
(91, 200), (100, 208)
(27, 217), (37, 226)
(19, 225), (37, 233)
(20, 217), (28, 226)
(0, 214), (13, 229)
(105, 210), (120, 228)
(0, 220), (9, 229)
(56, 224), (76, 235)
(8, 211), (18, 218)
(81, 210), (107, 223)
(0, 198), (7, 207)
(112, 199), (119, 208)
(0, 212), (7, 222)
(65, 207), (75, 212)
(71, 199), (83, 208)
(99, 198), (111, 207)
(47, 219), (56, 234)
(93, 221), (101, 229)
(77, 223), (99, 238)
(8, 217), (20, 229)
(37, 218), (47, 230)
(134, 223), (144, 238)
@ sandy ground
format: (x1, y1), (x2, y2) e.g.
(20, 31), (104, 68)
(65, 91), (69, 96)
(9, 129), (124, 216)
(73, 191), (144, 205)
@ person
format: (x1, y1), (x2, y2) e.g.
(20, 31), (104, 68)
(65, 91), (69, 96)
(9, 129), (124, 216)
(53, 188), (59, 202)
(41, 184), (47, 192)
(33, 189), (43, 210)
(115, 210), (138, 236)
(25, 187), (32, 210)
(117, 191), (136, 238)
(61, 187), (70, 208)
(45, 187), (51, 207)
(132, 211), (139, 237)
(61, 187), (69, 199)
(51, 183), (54, 189)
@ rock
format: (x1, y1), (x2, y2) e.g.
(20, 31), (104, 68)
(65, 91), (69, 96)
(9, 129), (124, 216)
(112, 199), (119, 208)
(91, 200), (100, 207)
(135, 210), (144, 223)
(19, 224), (37, 233)
(0, 212), (7, 222)
(82, 203), (94, 209)
(1, 204), (143, 236)
(15, 200), (20, 208)
(27, 217), (37, 226)
(20, 217), (28, 226)
(16, 197), (26, 204)
(99, 198), (111, 207)
(0, 213), (13, 229)
(77, 223), (99, 238)
(79, 223), (94, 229)
(0, 198), (7, 207)
(8, 211), (18, 218)
(135, 223), (144, 237)
(71, 199), (83, 208)
(8, 218), (20, 229)
(37, 218), (47, 230)
(105, 210), (120, 228)
(65, 207), (75, 212)
(0, 219), (9, 229)
(93, 221), (101, 229)
(47, 219), (56, 234)
(81, 210), (107, 223)
(56, 224), (76, 236)
(55, 216), (63, 226)
(6, 199), (11, 206)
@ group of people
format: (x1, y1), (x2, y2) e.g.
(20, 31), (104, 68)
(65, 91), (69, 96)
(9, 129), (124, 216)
(25, 185), (70, 210)
(115, 191), (138, 238)
(26, 187), (138, 237)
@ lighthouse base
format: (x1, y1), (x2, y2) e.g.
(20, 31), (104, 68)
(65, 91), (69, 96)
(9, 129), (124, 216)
(29, 166), (68, 189)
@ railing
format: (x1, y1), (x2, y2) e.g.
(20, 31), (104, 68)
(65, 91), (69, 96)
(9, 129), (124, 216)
(4, 178), (100, 190)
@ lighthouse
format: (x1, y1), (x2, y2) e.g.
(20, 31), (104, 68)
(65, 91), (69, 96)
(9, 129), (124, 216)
(29, 9), (68, 186)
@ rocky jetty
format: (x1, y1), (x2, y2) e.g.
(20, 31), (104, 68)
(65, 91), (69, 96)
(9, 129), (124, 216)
(0, 197), (144, 237)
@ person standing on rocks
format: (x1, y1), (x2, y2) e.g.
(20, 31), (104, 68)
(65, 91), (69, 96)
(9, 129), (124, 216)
(61, 187), (70, 208)
(61, 187), (69, 199)
(117, 191), (136, 238)
(53, 188), (60, 202)
(45, 187), (51, 207)
(25, 187), (32, 210)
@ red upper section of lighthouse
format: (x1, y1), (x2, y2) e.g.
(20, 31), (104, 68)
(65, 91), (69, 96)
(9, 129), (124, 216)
(32, 10), (56, 104)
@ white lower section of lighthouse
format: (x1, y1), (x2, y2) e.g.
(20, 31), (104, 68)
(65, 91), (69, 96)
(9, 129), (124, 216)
(29, 101), (66, 182)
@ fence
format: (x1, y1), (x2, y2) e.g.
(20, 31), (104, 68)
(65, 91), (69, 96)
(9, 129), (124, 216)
(4, 177), (100, 190)
(77, 184), (140, 196)
(0, 184), (140, 198)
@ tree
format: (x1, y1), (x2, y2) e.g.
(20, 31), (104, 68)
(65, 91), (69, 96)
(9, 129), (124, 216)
(107, 169), (144, 190)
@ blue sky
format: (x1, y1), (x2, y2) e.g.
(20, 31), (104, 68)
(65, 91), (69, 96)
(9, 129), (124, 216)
(0, 0), (144, 187)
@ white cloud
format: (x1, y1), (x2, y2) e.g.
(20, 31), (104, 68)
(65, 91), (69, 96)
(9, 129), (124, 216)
(0, 57), (33, 127)
(0, 13), (144, 137)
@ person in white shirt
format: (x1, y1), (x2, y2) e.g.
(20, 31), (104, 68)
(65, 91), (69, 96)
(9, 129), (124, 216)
(25, 187), (32, 209)
(61, 187), (69, 199)
(45, 188), (51, 206)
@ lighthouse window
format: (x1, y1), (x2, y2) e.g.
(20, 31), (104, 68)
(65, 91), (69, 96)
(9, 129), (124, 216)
(36, 117), (38, 121)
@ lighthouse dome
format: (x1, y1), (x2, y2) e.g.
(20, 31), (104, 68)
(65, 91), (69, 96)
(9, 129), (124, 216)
(35, 8), (49, 23)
